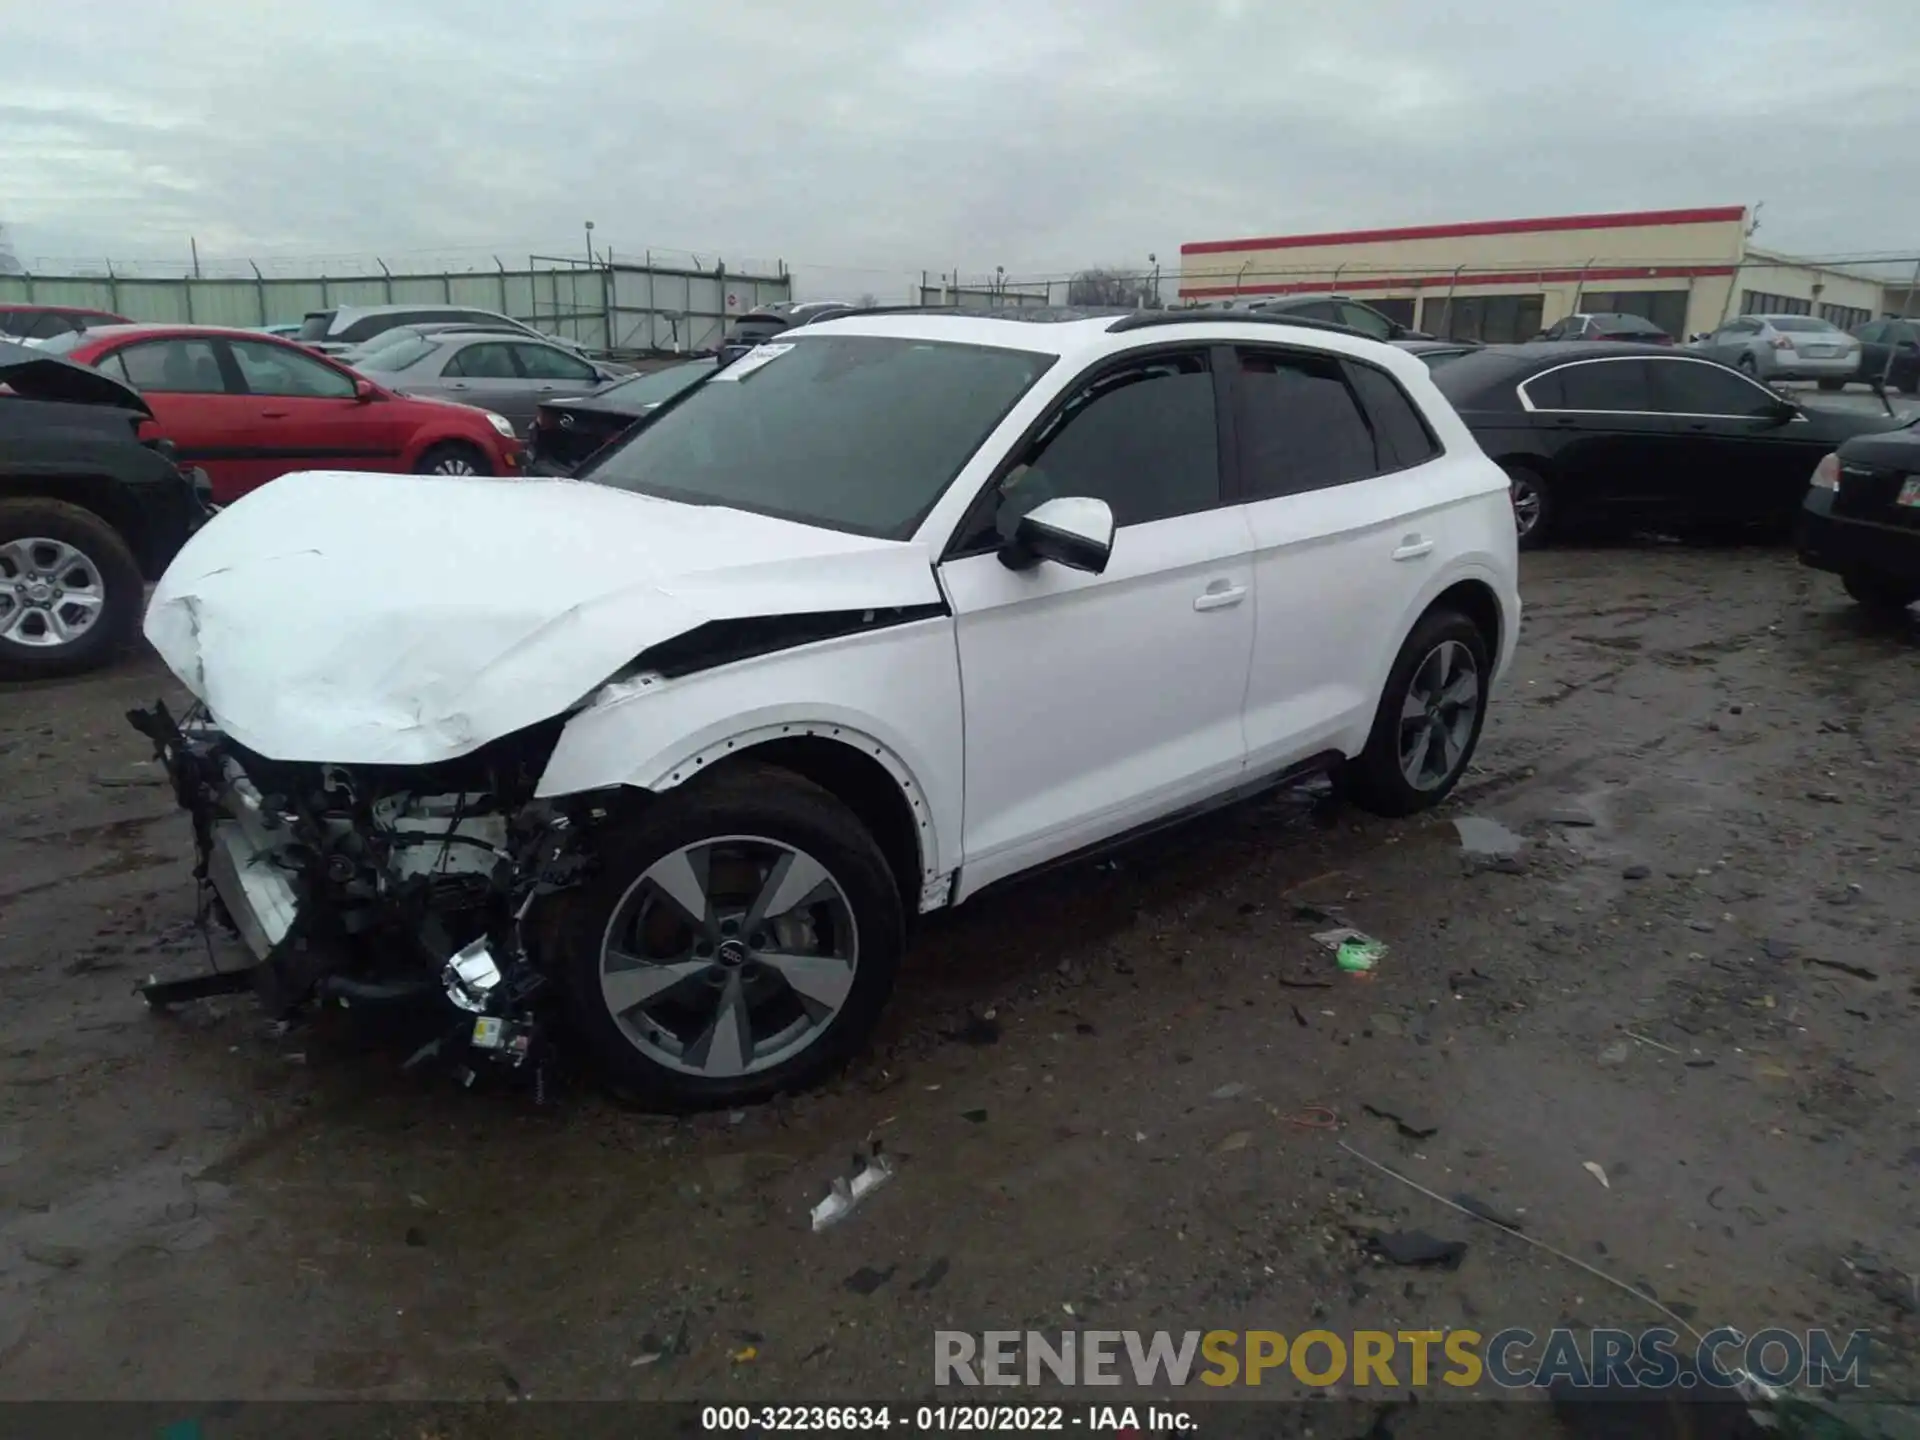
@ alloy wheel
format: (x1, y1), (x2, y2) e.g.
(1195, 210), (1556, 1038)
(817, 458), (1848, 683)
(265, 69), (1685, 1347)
(0, 537), (106, 649)
(431, 455), (479, 475)
(1509, 475), (1542, 539)
(1398, 640), (1481, 791)
(597, 836), (860, 1078)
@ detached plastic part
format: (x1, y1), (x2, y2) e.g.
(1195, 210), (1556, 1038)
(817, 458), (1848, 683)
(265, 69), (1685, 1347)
(810, 1153), (896, 1232)
(1313, 927), (1388, 973)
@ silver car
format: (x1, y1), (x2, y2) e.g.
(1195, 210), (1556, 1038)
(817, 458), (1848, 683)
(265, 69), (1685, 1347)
(295, 302), (597, 361)
(353, 330), (621, 436)
(1694, 314), (1862, 388)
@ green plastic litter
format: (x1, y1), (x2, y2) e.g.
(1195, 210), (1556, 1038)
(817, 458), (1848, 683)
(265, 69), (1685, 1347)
(1336, 939), (1385, 972)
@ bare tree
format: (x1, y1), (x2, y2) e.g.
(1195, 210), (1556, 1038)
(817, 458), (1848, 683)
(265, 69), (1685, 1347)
(856, 292), (880, 308)
(1067, 266), (1158, 308)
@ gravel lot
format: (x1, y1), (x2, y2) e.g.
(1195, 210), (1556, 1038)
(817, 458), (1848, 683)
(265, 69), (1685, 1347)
(0, 538), (1915, 1428)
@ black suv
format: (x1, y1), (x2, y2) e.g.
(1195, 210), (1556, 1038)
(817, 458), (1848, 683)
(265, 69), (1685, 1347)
(1248, 294), (1434, 343)
(0, 340), (211, 678)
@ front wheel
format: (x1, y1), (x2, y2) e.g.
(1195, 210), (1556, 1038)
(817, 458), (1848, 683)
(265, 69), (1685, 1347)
(1842, 572), (1920, 615)
(549, 765), (905, 1110)
(0, 498), (145, 680)
(414, 442), (492, 476)
(1343, 608), (1493, 818)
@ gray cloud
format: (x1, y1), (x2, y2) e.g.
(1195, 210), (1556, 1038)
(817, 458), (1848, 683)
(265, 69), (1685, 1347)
(5, 0), (1918, 294)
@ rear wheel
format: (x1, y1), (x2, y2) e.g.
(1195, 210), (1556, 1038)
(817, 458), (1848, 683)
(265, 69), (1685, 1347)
(1842, 572), (1920, 615)
(549, 765), (904, 1110)
(1344, 608), (1492, 818)
(1738, 354), (1759, 377)
(0, 498), (144, 680)
(414, 442), (491, 476)
(1502, 463), (1552, 549)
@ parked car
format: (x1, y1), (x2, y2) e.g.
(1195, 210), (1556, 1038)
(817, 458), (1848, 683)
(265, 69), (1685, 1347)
(1535, 312), (1674, 345)
(0, 304), (130, 341)
(1248, 294), (1434, 342)
(716, 301), (857, 366)
(349, 329), (626, 437)
(1428, 342), (1906, 547)
(1400, 340), (1484, 369)
(1798, 425), (1920, 615)
(129, 307), (1519, 1105)
(296, 303), (595, 361)
(1851, 317), (1920, 396)
(1692, 314), (1861, 388)
(37, 324), (524, 501)
(252, 323), (303, 339)
(339, 322), (630, 377)
(0, 340), (210, 678)
(529, 357), (719, 472)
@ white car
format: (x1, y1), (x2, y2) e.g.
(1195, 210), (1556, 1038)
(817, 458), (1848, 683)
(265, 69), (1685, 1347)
(130, 308), (1521, 1107)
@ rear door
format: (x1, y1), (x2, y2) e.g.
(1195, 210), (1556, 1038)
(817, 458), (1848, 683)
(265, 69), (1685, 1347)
(1646, 356), (1817, 523)
(1232, 344), (1465, 770)
(97, 336), (259, 497)
(224, 338), (413, 489)
(1518, 357), (1682, 522)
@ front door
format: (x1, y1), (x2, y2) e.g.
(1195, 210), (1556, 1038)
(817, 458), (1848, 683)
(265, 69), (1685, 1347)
(938, 348), (1256, 898)
(223, 339), (415, 491)
(428, 340), (527, 425)
(1520, 357), (1690, 524)
(1645, 356), (1819, 523)
(507, 342), (603, 436)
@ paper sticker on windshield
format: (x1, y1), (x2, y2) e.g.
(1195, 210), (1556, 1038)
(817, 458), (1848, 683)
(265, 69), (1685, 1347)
(713, 342), (794, 380)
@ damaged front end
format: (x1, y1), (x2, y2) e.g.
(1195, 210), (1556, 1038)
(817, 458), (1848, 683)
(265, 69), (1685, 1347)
(127, 699), (594, 1089)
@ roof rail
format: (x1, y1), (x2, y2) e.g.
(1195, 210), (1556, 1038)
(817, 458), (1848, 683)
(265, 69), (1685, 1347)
(1106, 310), (1369, 339)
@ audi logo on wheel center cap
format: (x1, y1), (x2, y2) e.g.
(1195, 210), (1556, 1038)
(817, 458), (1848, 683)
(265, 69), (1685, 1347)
(717, 939), (749, 966)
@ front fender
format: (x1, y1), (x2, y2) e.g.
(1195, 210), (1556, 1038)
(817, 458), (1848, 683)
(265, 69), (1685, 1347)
(534, 618), (964, 883)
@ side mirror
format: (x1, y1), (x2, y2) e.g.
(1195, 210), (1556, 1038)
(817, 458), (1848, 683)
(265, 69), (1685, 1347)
(353, 378), (377, 402)
(1767, 398), (1800, 423)
(999, 496), (1115, 575)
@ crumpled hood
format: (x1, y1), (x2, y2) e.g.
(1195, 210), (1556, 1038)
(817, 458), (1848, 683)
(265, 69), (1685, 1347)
(144, 471), (941, 765)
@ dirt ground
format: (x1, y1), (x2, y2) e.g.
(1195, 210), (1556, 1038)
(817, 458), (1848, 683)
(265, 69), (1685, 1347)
(1, 539), (1916, 1428)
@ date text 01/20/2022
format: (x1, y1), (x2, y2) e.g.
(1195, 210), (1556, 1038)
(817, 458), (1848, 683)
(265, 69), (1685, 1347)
(698, 1404), (1193, 1432)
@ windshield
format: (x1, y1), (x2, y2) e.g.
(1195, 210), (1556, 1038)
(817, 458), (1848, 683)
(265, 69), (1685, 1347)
(596, 358), (718, 406)
(579, 334), (1054, 538)
(1770, 317), (1839, 334)
(354, 334), (437, 371)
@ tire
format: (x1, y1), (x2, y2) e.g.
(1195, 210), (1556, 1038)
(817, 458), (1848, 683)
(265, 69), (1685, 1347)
(1344, 608), (1492, 819)
(1737, 354), (1758, 377)
(414, 442), (492, 477)
(1816, 378), (1845, 393)
(1502, 463), (1553, 549)
(0, 497), (144, 681)
(548, 764), (905, 1109)
(1842, 572), (1920, 615)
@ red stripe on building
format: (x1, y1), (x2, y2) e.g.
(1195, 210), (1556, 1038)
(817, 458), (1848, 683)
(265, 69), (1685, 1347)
(1179, 207), (1748, 257)
(1179, 264), (1737, 300)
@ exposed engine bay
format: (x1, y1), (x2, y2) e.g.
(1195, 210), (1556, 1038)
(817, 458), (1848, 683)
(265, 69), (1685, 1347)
(127, 698), (597, 1092)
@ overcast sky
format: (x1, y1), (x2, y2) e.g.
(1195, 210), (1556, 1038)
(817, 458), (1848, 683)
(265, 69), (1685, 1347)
(5, 0), (1918, 296)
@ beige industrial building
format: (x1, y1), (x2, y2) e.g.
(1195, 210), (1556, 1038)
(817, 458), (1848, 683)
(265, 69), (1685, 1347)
(1179, 206), (1889, 342)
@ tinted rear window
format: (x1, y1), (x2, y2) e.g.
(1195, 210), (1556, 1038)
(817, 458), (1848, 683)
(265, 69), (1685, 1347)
(298, 311), (335, 342)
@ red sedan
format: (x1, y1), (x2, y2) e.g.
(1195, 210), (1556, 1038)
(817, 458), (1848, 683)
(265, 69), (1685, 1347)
(42, 324), (523, 502)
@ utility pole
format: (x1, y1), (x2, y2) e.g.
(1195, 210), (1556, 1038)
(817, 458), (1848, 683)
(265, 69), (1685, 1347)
(190, 236), (201, 278)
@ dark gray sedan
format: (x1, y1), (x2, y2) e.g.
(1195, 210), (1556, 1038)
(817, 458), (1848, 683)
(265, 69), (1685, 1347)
(351, 329), (622, 436)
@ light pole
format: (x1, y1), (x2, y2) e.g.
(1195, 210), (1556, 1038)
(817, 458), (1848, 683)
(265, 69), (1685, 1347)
(584, 220), (595, 265)
(1147, 253), (1159, 308)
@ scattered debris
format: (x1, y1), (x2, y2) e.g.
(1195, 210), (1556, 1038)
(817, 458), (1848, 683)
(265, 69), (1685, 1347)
(1597, 1041), (1631, 1067)
(1621, 864), (1651, 880)
(1759, 937), (1797, 961)
(404, 1226), (427, 1248)
(809, 1152), (896, 1232)
(1314, 928), (1387, 973)
(1362, 1101), (1438, 1140)
(1369, 1013), (1404, 1038)
(843, 1265), (895, 1296)
(1276, 974), (1334, 990)
(1804, 956), (1878, 982)
(944, 1013), (1001, 1046)
(1623, 1029), (1680, 1055)
(909, 1258), (950, 1293)
(961, 1108), (988, 1124)
(1209, 1082), (1248, 1101)
(1369, 1229), (1468, 1270)
(1582, 1162), (1611, 1190)
(1215, 1131), (1252, 1154)
(1687, 919), (1716, 933)
(1291, 1004), (1310, 1027)
(1805, 789), (1843, 804)
(1545, 808), (1598, 827)
(21, 1240), (83, 1270)
(728, 1345), (758, 1364)
(1448, 967), (1492, 990)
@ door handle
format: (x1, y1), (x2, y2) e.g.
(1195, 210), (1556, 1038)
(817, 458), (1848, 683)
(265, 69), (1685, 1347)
(259, 409), (290, 419)
(1193, 581), (1248, 612)
(1392, 536), (1434, 561)
(447, 381), (470, 390)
